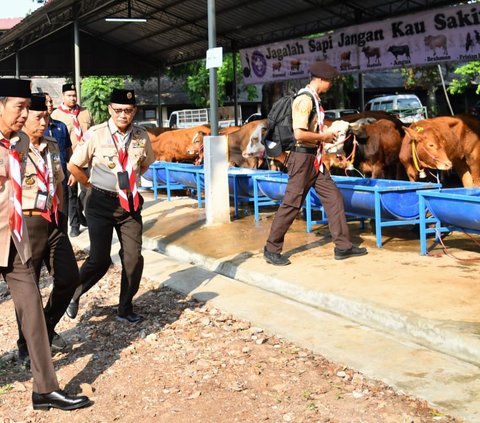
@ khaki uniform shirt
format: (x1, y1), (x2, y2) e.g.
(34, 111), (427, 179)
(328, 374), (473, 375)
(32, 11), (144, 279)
(51, 105), (93, 149)
(22, 136), (64, 210)
(0, 131), (31, 266)
(70, 120), (155, 192)
(292, 91), (321, 148)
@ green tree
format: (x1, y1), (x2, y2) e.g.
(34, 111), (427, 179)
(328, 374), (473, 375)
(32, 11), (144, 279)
(400, 66), (441, 116)
(80, 76), (128, 123)
(448, 61), (480, 95)
(167, 53), (257, 107)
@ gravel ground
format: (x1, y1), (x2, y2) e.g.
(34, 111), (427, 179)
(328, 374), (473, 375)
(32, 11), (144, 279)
(0, 250), (462, 423)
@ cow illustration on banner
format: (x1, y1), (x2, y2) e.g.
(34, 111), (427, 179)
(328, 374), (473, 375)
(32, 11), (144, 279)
(239, 3), (480, 84)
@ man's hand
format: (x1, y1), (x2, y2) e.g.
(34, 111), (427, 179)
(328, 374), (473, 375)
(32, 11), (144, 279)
(321, 131), (338, 143)
(67, 174), (77, 187)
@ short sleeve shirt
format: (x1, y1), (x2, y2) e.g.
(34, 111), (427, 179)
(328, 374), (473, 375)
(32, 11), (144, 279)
(22, 137), (65, 210)
(0, 131), (31, 266)
(70, 119), (155, 192)
(292, 93), (319, 133)
(51, 106), (93, 148)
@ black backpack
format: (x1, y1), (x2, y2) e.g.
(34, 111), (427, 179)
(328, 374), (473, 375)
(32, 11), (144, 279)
(263, 89), (315, 157)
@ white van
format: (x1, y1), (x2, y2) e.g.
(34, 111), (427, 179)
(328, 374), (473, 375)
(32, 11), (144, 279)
(365, 94), (427, 123)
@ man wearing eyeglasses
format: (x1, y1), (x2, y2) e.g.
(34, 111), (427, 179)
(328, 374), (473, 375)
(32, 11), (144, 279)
(66, 88), (155, 324)
(51, 84), (92, 238)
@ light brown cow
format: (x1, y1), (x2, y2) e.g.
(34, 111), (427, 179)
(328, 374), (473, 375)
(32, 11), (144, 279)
(399, 114), (480, 187)
(149, 125), (210, 163)
(226, 119), (268, 168)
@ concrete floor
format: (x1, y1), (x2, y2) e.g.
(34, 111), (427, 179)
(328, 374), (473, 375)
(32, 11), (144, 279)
(71, 190), (480, 422)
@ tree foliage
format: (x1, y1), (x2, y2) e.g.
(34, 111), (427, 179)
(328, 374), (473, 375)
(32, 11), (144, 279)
(448, 61), (480, 95)
(80, 76), (128, 123)
(166, 53), (257, 107)
(400, 66), (441, 116)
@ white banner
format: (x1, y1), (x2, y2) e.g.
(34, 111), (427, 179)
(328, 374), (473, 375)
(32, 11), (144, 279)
(239, 3), (480, 84)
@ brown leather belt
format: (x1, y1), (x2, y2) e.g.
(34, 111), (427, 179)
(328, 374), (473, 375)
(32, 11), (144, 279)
(92, 185), (118, 198)
(292, 145), (317, 155)
(23, 210), (43, 216)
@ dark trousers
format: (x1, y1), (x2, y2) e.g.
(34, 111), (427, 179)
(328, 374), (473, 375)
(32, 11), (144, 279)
(72, 188), (144, 316)
(68, 172), (88, 229)
(17, 214), (80, 348)
(1, 240), (59, 394)
(266, 151), (352, 254)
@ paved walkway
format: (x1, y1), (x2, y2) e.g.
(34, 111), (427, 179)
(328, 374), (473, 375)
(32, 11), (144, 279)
(71, 190), (480, 422)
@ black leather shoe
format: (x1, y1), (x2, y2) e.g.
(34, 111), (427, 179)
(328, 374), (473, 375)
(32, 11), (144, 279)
(32, 389), (92, 411)
(66, 300), (79, 319)
(334, 246), (368, 260)
(263, 247), (291, 266)
(69, 226), (80, 237)
(116, 312), (144, 324)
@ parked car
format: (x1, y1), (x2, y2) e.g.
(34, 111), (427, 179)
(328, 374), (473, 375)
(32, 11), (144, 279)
(135, 120), (159, 129)
(243, 112), (263, 124)
(323, 108), (359, 120)
(364, 94), (427, 123)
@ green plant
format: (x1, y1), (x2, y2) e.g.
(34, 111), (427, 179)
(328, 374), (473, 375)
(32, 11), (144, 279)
(81, 76), (129, 123)
(448, 61), (480, 95)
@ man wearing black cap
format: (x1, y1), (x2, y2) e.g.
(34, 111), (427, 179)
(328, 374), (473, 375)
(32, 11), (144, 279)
(15, 93), (80, 362)
(0, 79), (91, 410)
(51, 83), (92, 237)
(67, 88), (155, 323)
(263, 61), (367, 265)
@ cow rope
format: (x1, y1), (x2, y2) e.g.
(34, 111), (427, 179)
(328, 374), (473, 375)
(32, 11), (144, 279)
(429, 227), (480, 262)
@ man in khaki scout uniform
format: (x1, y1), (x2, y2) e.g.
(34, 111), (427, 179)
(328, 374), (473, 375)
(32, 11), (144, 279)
(51, 83), (92, 237)
(67, 88), (155, 323)
(263, 61), (368, 266)
(0, 78), (90, 411)
(16, 94), (80, 363)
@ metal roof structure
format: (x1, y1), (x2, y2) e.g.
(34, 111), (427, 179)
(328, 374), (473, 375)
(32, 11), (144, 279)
(0, 0), (464, 77)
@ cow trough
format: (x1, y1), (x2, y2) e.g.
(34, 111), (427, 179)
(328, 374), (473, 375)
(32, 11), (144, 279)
(162, 164), (281, 217)
(253, 173), (290, 221)
(165, 163), (205, 207)
(417, 188), (480, 255)
(254, 175), (441, 247)
(143, 161), (186, 200)
(307, 178), (441, 247)
(227, 168), (281, 217)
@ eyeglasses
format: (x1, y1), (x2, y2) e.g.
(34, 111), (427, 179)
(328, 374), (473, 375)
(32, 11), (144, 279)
(111, 107), (135, 115)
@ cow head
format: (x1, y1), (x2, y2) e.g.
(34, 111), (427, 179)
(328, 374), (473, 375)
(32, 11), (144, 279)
(403, 125), (452, 170)
(186, 130), (206, 157)
(323, 120), (351, 155)
(242, 119), (267, 159)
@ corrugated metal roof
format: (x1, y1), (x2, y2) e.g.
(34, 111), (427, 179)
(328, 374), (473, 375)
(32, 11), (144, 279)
(0, 0), (464, 76)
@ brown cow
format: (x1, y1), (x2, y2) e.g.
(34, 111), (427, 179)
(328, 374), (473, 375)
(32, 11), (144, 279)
(351, 119), (405, 179)
(149, 125), (210, 163)
(226, 119), (268, 168)
(322, 113), (405, 179)
(399, 115), (480, 187)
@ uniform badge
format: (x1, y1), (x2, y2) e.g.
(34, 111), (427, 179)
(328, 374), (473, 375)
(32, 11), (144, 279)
(25, 175), (35, 185)
(108, 161), (116, 169)
(104, 155), (117, 169)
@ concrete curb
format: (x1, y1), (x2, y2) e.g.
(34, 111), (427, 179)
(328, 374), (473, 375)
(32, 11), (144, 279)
(143, 236), (480, 368)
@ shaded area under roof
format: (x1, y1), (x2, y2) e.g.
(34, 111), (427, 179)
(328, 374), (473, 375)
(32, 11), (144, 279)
(0, 0), (464, 77)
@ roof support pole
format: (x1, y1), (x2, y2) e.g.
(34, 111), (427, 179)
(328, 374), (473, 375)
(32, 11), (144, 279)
(232, 42), (239, 126)
(15, 52), (20, 78)
(204, 0), (230, 226)
(358, 72), (365, 111)
(74, 19), (81, 98)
